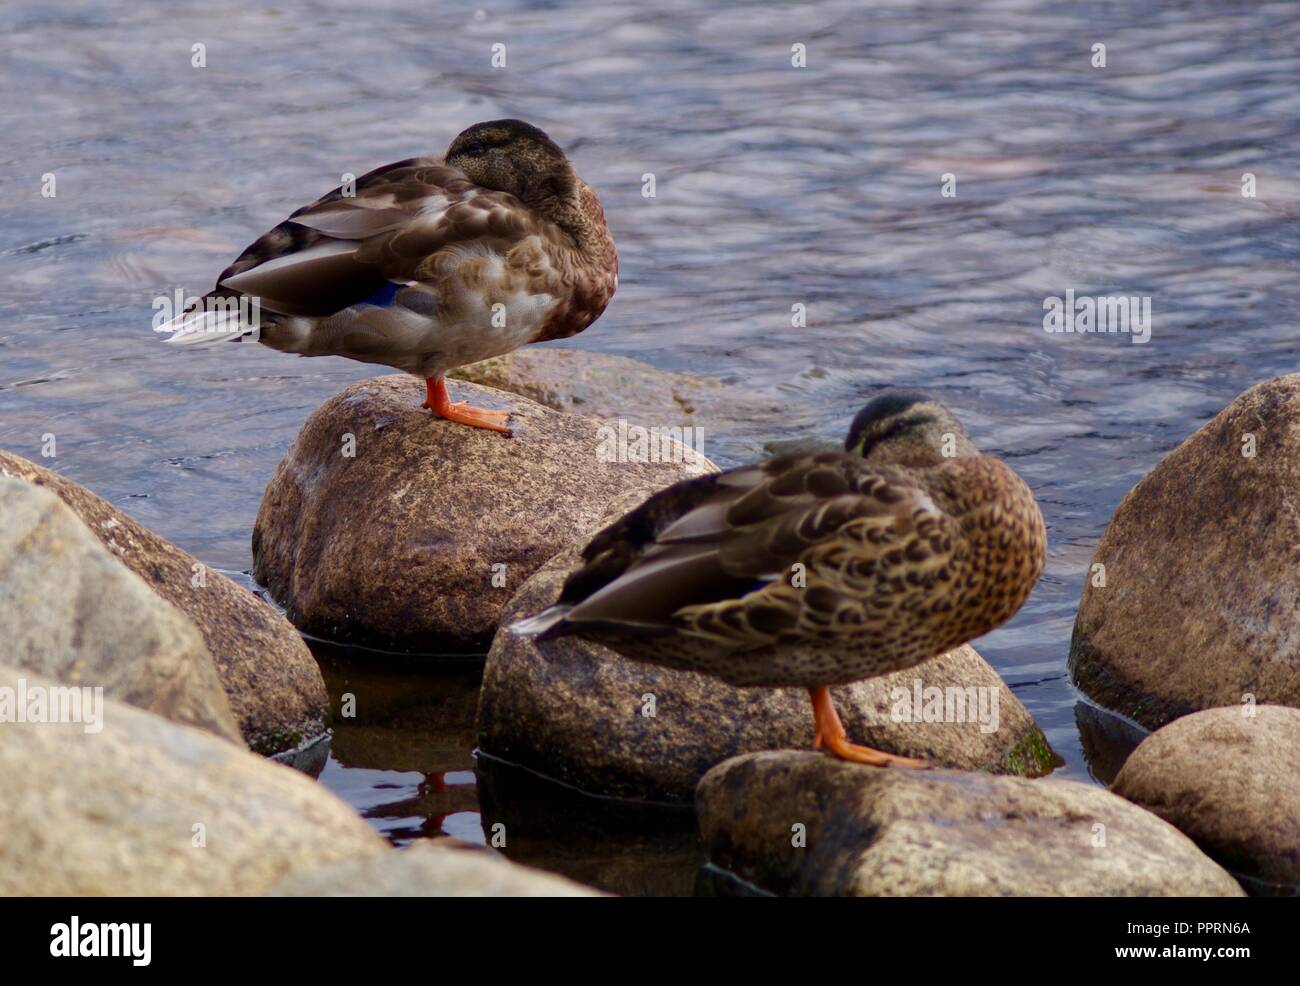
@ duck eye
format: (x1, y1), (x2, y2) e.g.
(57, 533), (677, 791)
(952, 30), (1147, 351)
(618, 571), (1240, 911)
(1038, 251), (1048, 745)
(462, 140), (488, 157)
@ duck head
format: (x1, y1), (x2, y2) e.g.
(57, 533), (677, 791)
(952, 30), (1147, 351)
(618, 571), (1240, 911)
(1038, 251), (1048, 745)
(845, 390), (978, 467)
(446, 119), (579, 215)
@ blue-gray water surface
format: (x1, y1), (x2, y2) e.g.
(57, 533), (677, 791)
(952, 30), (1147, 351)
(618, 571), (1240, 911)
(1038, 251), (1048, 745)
(2, 0), (1298, 894)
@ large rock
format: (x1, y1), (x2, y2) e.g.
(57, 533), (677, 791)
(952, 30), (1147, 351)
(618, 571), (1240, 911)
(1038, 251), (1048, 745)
(0, 479), (241, 743)
(0, 451), (328, 756)
(0, 666), (384, 895)
(269, 839), (604, 897)
(1070, 375), (1300, 728)
(1112, 705), (1300, 891)
(477, 498), (1059, 805)
(252, 375), (714, 653)
(696, 751), (1245, 896)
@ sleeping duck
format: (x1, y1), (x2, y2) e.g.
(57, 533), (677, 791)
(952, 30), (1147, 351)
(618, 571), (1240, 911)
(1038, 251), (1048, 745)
(160, 119), (618, 435)
(512, 392), (1047, 767)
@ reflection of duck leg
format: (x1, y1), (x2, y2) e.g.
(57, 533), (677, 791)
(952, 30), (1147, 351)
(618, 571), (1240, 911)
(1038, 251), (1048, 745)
(419, 814), (452, 838)
(418, 772), (452, 837)
(418, 771), (448, 796)
(809, 686), (928, 768)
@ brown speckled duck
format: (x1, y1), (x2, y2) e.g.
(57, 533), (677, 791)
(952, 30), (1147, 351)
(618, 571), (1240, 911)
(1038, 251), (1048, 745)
(160, 120), (618, 435)
(513, 392), (1047, 767)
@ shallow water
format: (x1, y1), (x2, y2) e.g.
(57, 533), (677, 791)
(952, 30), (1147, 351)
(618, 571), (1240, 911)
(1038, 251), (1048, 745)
(3, 1), (1298, 894)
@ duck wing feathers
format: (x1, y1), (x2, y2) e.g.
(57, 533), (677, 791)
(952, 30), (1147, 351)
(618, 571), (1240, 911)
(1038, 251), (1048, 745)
(211, 158), (553, 319)
(543, 452), (962, 649)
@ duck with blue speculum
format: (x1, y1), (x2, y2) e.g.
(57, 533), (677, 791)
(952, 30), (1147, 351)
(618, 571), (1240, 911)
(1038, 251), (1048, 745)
(160, 120), (619, 436)
(512, 392), (1048, 767)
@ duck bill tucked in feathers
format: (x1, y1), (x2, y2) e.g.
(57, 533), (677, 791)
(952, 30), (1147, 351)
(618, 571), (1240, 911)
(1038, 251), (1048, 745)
(510, 393), (1047, 769)
(159, 120), (618, 436)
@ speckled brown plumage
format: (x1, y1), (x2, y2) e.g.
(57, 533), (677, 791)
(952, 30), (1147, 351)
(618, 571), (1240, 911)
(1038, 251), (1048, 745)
(515, 394), (1047, 691)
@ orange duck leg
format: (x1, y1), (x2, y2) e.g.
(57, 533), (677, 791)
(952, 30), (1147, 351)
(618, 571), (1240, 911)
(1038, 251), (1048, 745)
(809, 686), (928, 768)
(423, 375), (512, 435)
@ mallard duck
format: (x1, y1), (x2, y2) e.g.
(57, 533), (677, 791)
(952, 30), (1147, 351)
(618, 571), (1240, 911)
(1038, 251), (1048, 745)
(159, 119), (618, 435)
(512, 392), (1047, 767)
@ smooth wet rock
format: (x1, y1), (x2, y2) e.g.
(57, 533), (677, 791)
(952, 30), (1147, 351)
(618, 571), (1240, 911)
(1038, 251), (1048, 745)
(0, 666), (384, 896)
(252, 375), (714, 653)
(269, 839), (605, 897)
(0, 451), (328, 756)
(1070, 374), (1300, 728)
(696, 751), (1245, 896)
(0, 479), (241, 743)
(452, 349), (781, 443)
(477, 494), (1058, 805)
(1112, 705), (1300, 890)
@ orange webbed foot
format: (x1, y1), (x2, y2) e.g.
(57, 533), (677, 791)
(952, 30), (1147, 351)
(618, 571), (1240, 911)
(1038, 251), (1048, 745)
(423, 376), (512, 436)
(809, 686), (928, 769)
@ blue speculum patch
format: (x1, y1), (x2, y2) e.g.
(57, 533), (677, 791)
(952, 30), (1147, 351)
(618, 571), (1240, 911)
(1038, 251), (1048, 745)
(360, 282), (401, 307)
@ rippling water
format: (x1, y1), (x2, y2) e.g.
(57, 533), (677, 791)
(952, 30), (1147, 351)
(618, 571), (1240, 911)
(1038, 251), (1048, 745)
(3, 0), (1298, 894)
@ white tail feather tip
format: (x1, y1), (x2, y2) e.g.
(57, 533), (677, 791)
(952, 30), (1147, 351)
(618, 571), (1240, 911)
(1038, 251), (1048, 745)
(158, 310), (259, 347)
(508, 606), (571, 637)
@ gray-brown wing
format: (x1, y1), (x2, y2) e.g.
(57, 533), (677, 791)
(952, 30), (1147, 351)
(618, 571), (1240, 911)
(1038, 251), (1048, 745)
(553, 453), (959, 642)
(211, 159), (538, 318)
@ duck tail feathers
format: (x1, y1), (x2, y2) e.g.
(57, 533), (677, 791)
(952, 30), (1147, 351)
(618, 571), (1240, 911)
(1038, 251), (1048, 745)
(508, 605), (574, 639)
(157, 291), (263, 346)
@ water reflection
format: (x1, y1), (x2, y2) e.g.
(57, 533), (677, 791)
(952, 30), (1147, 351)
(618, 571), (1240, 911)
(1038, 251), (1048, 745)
(317, 644), (702, 894)
(314, 644), (483, 845)
(1072, 699), (1149, 786)
(476, 753), (702, 897)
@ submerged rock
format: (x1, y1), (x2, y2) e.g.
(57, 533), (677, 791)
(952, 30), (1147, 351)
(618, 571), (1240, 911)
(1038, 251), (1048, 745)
(269, 839), (604, 897)
(452, 348), (782, 447)
(1074, 699), (1149, 786)
(475, 754), (702, 896)
(477, 495), (1058, 805)
(1112, 705), (1300, 892)
(0, 451), (328, 757)
(0, 666), (384, 895)
(252, 375), (714, 653)
(0, 479), (241, 743)
(1070, 375), (1300, 728)
(696, 751), (1244, 896)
